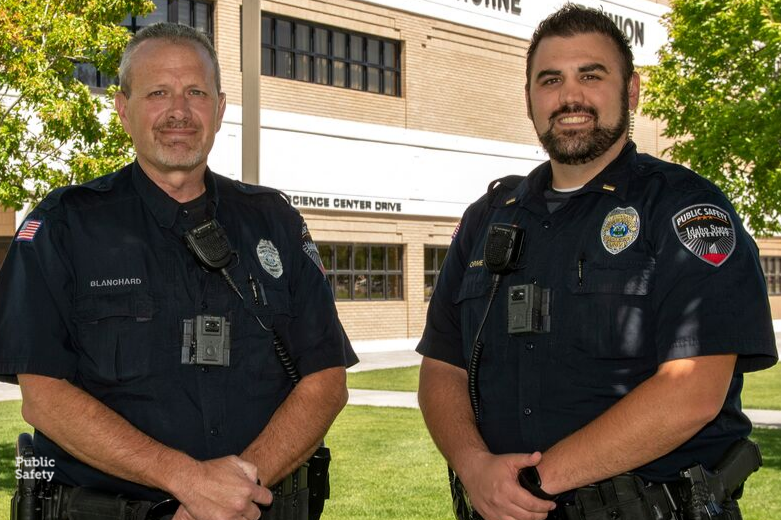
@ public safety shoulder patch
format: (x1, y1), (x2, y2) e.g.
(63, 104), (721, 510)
(672, 204), (735, 267)
(301, 222), (326, 277)
(601, 207), (640, 254)
(15, 219), (42, 242)
(256, 239), (283, 278)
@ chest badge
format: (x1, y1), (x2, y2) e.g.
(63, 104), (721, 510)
(256, 239), (283, 278)
(672, 204), (735, 267)
(601, 207), (640, 255)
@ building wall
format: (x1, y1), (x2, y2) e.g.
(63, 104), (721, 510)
(757, 238), (781, 320)
(0, 208), (15, 265)
(303, 209), (455, 340)
(216, 0), (668, 154)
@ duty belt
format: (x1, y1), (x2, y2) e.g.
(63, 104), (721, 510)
(549, 474), (677, 520)
(14, 465), (310, 520)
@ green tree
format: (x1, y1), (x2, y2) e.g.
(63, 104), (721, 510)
(0, 0), (152, 210)
(643, 0), (781, 235)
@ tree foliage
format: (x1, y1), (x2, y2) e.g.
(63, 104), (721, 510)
(0, 0), (152, 210)
(643, 0), (781, 235)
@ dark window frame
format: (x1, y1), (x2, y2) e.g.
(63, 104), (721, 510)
(261, 14), (402, 97)
(761, 256), (781, 295)
(318, 243), (404, 301)
(76, 0), (214, 90)
(424, 246), (449, 301)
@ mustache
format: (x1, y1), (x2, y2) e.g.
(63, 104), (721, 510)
(549, 104), (598, 122)
(155, 120), (198, 131)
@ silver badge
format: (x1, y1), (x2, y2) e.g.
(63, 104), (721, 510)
(256, 239), (283, 278)
(601, 207), (640, 255)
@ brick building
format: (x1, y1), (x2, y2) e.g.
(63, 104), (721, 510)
(1, 0), (779, 340)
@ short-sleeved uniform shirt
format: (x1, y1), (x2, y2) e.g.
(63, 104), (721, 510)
(0, 162), (357, 500)
(417, 142), (777, 482)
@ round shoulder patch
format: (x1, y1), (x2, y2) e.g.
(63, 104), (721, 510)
(256, 239), (283, 278)
(601, 207), (640, 254)
(672, 204), (735, 267)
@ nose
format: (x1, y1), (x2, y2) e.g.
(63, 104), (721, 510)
(558, 78), (585, 106)
(167, 92), (191, 120)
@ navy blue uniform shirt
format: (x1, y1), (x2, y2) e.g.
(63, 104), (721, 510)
(0, 162), (357, 500)
(417, 142), (777, 482)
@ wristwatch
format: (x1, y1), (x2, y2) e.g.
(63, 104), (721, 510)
(517, 467), (558, 501)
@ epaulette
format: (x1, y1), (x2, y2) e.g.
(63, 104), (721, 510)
(485, 174), (525, 207)
(229, 179), (296, 209)
(635, 154), (716, 193)
(37, 170), (119, 211)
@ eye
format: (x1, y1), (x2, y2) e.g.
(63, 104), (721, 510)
(541, 77), (561, 86)
(581, 74), (601, 81)
(189, 89), (207, 96)
(148, 90), (166, 97)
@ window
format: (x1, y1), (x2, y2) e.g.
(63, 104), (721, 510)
(760, 256), (781, 295)
(318, 244), (403, 300)
(261, 14), (401, 96)
(424, 246), (449, 300)
(76, 0), (214, 89)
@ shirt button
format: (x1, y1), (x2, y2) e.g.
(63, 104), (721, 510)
(201, 301), (208, 310)
(182, 209), (190, 217)
(210, 427), (219, 436)
(542, 221), (551, 229)
(523, 408), (532, 416)
(525, 342), (534, 350)
(201, 366), (209, 373)
(531, 278), (537, 285)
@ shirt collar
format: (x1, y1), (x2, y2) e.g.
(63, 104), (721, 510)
(131, 161), (219, 229)
(512, 141), (638, 212)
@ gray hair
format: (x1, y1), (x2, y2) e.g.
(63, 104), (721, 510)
(118, 23), (221, 96)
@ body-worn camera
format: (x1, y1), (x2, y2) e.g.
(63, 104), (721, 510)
(507, 284), (550, 334)
(182, 315), (231, 366)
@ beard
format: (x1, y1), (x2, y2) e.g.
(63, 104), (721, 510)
(536, 94), (629, 165)
(152, 120), (207, 170)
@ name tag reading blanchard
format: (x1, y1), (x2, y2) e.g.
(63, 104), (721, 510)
(182, 315), (231, 366)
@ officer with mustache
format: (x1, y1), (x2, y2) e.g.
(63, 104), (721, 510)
(0, 22), (355, 520)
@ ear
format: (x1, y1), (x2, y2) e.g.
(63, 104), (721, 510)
(628, 72), (640, 112)
(114, 91), (131, 133)
(215, 92), (227, 133)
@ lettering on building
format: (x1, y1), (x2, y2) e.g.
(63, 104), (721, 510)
(290, 195), (403, 213)
(457, 0), (521, 16)
(605, 11), (645, 47)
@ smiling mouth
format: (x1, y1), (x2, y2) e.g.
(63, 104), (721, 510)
(559, 115), (592, 124)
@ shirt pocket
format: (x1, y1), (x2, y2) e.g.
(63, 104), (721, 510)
(453, 269), (516, 419)
(233, 277), (295, 396)
(565, 258), (656, 363)
(73, 291), (160, 385)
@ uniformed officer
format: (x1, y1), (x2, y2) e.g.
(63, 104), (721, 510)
(0, 23), (356, 520)
(417, 5), (777, 520)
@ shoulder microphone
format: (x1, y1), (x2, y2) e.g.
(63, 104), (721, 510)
(468, 223), (525, 422)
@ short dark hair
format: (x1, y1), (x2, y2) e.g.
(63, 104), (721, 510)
(119, 23), (221, 96)
(526, 3), (634, 85)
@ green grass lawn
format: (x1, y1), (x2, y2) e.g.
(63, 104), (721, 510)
(348, 363), (781, 412)
(347, 365), (420, 392)
(743, 362), (781, 410)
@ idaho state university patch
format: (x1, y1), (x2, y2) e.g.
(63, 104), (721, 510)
(672, 204), (735, 266)
(601, 207), (640, 254)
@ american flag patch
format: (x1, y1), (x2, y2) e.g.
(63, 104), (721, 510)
(16, 219), (42, 242)
(451, 221), (461, 240)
